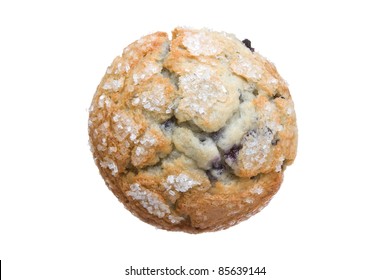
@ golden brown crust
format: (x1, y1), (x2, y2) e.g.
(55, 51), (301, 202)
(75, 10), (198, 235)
(88, 27), (298, 233)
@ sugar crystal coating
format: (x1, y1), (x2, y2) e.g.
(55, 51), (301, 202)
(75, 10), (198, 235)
(127, 183), (170, 218)
(231, 55), (263, 81)
(183, 30), (221, 56)
(165, 174), (200, 192)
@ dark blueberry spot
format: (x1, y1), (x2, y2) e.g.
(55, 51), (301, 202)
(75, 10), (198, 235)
(162, 117), (176, 130)
(224, 144), (242, 162)
(206, 170), (217, 182)
(271, 138), (280, 146)
(250, 176), (256, 180)
(210, 130), (221, 142)
(208, 157), (224, 182)
(212, 158), (223, 170)
(242, 39), (255, 52)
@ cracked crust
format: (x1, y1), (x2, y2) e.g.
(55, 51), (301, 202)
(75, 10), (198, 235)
(88, 27), (298, 233)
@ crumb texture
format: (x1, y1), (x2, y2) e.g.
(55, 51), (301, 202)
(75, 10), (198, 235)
(88, 27), (297, 233)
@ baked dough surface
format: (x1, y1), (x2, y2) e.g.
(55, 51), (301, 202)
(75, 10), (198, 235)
(88, 27), (298, 233)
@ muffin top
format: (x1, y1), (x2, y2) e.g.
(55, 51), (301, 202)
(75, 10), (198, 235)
(88, 27), (297, 233)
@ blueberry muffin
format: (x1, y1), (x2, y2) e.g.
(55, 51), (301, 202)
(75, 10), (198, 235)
(88, 27), (297, 233)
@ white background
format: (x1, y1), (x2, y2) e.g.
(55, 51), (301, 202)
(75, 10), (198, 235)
(1, 0), (389, 279)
